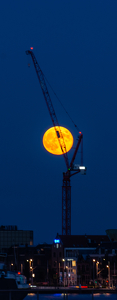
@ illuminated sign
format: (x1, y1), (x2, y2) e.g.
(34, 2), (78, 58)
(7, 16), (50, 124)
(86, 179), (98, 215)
(54, 239), (60, 243)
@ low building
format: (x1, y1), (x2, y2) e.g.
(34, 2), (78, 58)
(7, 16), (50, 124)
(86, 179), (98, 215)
(51, 234), (110, 286)
(1, 243), (51, 284)
(90, 240), (117, 287)
(0, 225), (33, 252)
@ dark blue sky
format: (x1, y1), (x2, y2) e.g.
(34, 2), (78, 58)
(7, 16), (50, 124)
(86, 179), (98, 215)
(0, 0), (117, 245)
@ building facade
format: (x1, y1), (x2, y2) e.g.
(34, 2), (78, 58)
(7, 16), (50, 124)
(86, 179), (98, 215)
(51, 234), (110, 286)
(0, 225), (33, 251)
(1, 227), (117, 287)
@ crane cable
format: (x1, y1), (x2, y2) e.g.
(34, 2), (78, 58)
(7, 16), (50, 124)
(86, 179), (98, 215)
(43, 73), (80, 132)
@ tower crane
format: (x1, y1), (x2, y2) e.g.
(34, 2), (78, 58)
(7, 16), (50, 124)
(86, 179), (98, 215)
(26, 49), (86, 235)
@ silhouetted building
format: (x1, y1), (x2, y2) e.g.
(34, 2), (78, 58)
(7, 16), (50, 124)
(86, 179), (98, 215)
(90, 240), (117, 287)
(0, 225), (33, 251)
(1, 228), (117, 287)
(2, 243), (51, 284)
(51, 233), (110, 286)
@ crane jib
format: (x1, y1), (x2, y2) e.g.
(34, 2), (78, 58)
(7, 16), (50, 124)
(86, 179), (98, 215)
(26, 50), (69, 169)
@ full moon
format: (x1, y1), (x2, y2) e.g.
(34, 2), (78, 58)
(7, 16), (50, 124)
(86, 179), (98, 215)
(43, 126), (73, 155)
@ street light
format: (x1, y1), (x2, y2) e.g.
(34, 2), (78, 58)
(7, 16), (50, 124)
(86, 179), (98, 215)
(66, 266), (68, 287)
(93, 259), (95, 285)
(29, 259), (33, 284)
(62, 259), (65, 286)
(96, 261), (99, 280)
(30, 266), (37, 285)
(10, 263), (13, 271)
(106, 265), (110, 289)
(32, 273), (35, 281)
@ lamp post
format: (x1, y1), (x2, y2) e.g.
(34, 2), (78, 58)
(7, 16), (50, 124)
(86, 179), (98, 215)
(32, 273), (35, 284)
(29, 259), (33, 284)
(30, 266), (33, 284)
(93, 259), (95, 285)
(96, 261), (99, 281)
(59, 262), (60, 285)
(66, 266), (68, 287)
(10, 263), (13, 271)
(62, 259), (65, 286)
(106, 265), (110, 289)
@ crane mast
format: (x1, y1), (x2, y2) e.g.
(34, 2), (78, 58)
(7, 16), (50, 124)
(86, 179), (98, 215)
(62, 132), (83, 235)
(26, 49), (86, 235)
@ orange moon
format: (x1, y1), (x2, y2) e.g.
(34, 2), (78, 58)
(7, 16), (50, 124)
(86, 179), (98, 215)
(43, 126), (73, 155)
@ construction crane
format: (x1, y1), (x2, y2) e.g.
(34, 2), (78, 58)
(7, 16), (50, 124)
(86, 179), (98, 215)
(26, 49), (86, 235)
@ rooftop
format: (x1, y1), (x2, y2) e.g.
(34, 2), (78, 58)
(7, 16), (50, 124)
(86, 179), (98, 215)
(58, 234), (110, 248)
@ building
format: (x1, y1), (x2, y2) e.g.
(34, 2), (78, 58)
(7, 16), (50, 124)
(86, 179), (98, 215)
(0, 225), (33, 252)
(90, 240), (117, 287)
(1, 227), (117, 287)
(3, 243), (51, 284)
(51, 237), (64, 285)
(51, 233), (110, 286)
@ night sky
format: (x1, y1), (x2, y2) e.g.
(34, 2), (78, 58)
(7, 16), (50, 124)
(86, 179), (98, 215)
(0, 1), (117, 245)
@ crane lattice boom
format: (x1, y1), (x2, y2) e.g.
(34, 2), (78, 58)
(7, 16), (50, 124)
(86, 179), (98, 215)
(26, 49), (86, 235)
(26, 50), (69, 169)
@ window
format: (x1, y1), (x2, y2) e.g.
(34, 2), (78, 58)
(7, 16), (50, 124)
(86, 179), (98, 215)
(53, 252), (56, 257)
(82, 265), (85, 272)
(86, 265), (89, 271)
(78, 265), (80, 271)
(56, 244), (59, 248)
(30, 231), (33, 238)
(59, 252), (61, 257)
(72, 260), (76, 267)
(67, 261), (70, 267)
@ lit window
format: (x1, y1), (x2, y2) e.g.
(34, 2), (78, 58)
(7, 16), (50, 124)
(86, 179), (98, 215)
(56, 244), (59, 248)
(72, 260), (76, 267)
